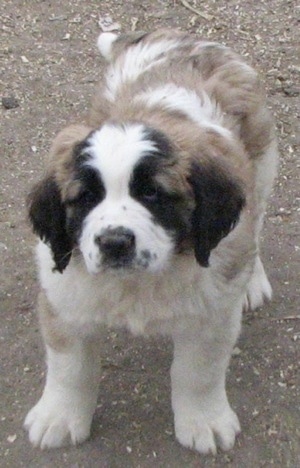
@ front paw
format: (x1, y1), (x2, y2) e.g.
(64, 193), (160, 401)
(174, 404), (241, 454)
(24, 392), (93, 449)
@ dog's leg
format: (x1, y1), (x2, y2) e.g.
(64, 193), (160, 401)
(171, 312), (241, 454)
(243, 138), (277, 311)
(244, 254), (272, 311)
(24, 294), (101, 449)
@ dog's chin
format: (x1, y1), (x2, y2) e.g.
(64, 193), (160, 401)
(85, 259), (147, 277)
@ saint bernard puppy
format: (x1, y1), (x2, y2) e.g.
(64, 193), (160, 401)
(24, 29), (278, 453)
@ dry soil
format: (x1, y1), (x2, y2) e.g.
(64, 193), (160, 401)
(1, 1), (299, 467)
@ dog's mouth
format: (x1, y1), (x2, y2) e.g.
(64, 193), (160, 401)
(92, 249), (157, 274)
(102, 258), (135, 270)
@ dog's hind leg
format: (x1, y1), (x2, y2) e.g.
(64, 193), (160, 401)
(243, 138), (277, 311)
(244, 255), (272, 311)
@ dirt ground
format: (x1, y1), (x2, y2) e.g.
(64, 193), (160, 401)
(1, 0), (299, 466)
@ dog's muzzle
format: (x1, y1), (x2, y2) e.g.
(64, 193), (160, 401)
(95, 226), (136, 268)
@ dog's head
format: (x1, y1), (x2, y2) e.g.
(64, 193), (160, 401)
(28, 123), (245, 274)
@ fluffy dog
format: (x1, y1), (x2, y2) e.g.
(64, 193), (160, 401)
(24, 29), (278, 453)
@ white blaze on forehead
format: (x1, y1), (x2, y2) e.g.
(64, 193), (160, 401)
(104, 39), (180, 101)
(86, 124), (157, 198)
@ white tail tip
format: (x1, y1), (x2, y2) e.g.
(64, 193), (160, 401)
(97, 33), (118, 60)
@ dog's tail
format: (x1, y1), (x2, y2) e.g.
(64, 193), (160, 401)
(97, 32), (118, 61)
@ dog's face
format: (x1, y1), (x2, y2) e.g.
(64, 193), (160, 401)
(28, 123), (245, 274)
(68, 123), (192, 274)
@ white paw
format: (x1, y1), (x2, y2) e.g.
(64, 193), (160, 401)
(244, 257), (272, 311)
(174, 405), (241, 454)
(24, 393), (93, 449)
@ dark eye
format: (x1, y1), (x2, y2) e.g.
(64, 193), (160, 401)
(141, 184), (158, 202)
(79, 190), (98, 204)
(67, 190), (99, 206)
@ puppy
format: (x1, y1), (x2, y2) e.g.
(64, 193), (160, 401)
(24, 29), (278, 453)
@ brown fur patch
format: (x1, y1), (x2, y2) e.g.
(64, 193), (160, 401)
(47, 124), (93, 199)
(38, 292), (75, 352)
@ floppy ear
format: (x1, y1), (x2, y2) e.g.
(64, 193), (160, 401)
(27, 125), (92, 272)
(27, 175), (72, 273)
(188, 159), (246, 267)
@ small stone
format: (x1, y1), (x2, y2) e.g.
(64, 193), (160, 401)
(98, 15), (121, 32)
(2, 96), (19, 109)
(232, 346), (242, 356)
(278, 381), (287, 388)
(283, 86), (300, 97)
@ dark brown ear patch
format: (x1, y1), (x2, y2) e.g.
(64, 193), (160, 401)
(188, 160), (246, 267)
(27, 176), (73, 272)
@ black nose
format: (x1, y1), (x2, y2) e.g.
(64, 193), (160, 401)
(95, 227), (135, 265)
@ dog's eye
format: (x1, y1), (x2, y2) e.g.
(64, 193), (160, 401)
(80, 190), (98, 204)
(141, 185), (158, 202)
(67, 190), (99, 206)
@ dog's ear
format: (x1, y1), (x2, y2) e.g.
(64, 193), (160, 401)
(27, 125), (93, 272)
(188, 159), (246, 267)
(27, 175), (72, 273)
